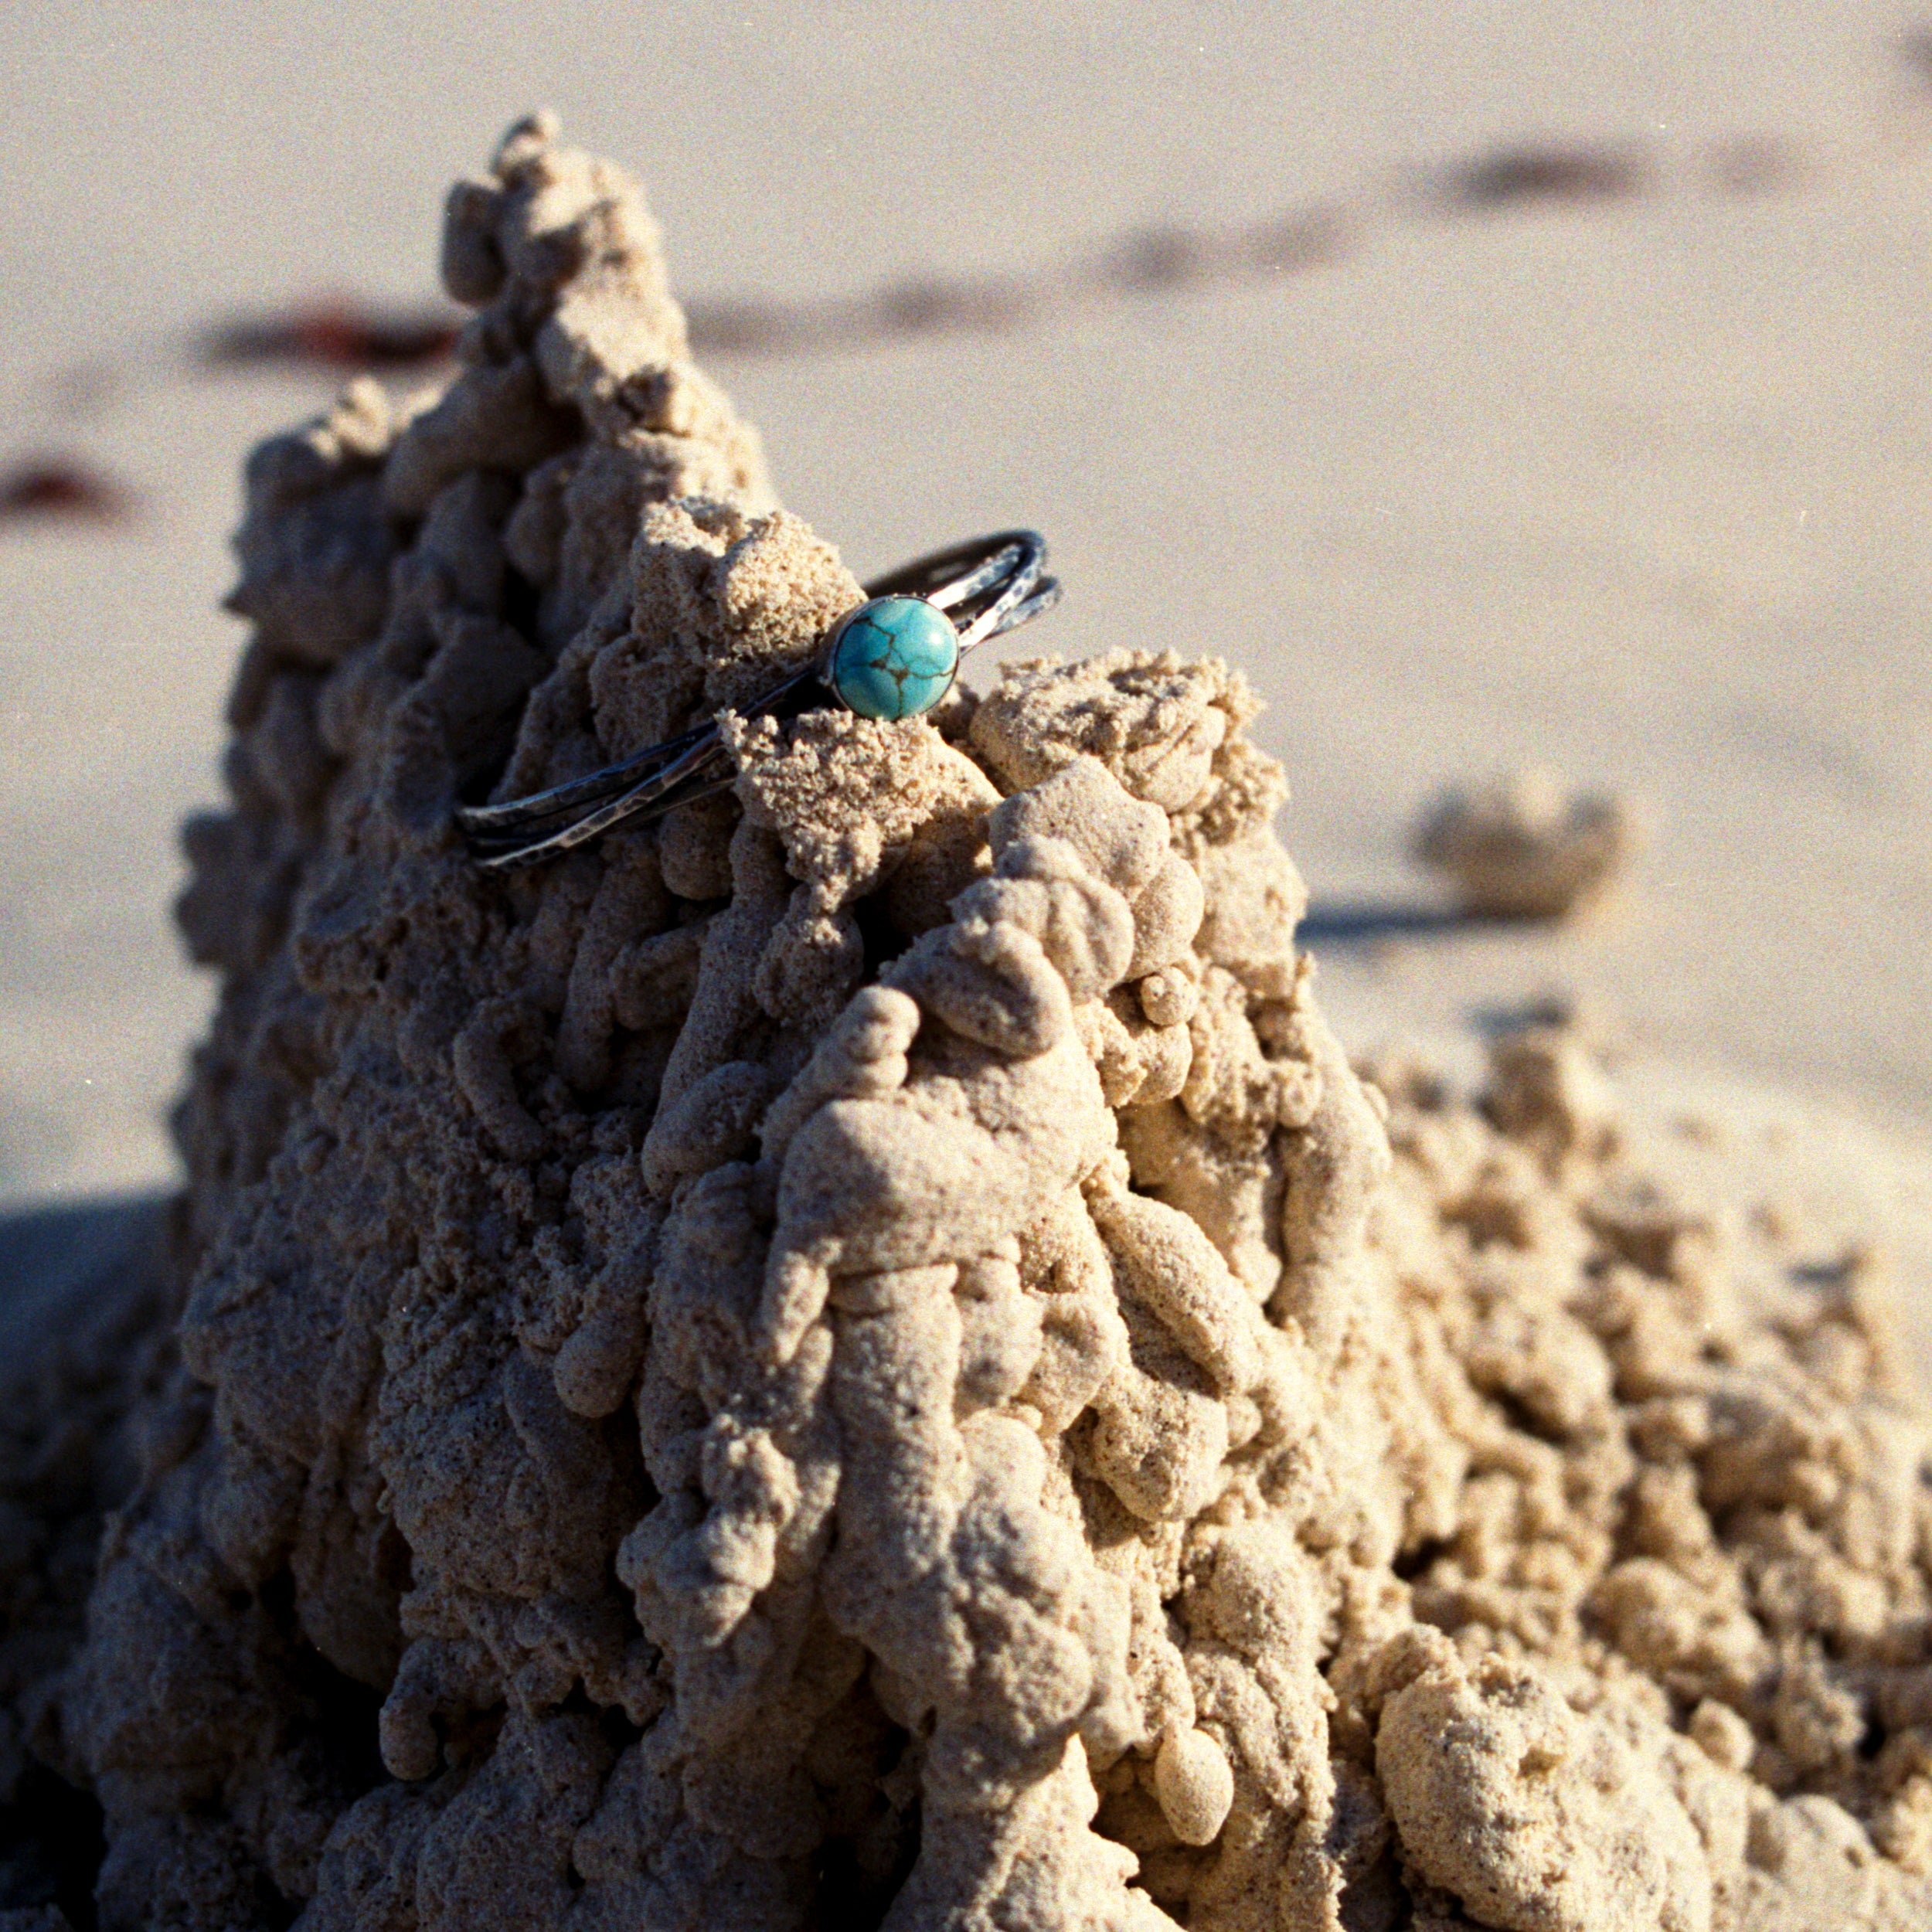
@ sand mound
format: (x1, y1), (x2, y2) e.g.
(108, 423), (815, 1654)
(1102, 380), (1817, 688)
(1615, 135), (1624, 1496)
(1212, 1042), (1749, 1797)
(1413, 768), (1638, 922)
(3, 116), (1931, 1932)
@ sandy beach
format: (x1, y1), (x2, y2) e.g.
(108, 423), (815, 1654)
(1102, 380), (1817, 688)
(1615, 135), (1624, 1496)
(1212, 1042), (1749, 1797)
(4, 2), (1930, 1213)
(5, 13), (1932, 1923)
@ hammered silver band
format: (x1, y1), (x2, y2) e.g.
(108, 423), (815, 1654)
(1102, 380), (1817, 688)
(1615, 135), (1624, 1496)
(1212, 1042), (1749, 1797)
(457, 530), (1058, 871)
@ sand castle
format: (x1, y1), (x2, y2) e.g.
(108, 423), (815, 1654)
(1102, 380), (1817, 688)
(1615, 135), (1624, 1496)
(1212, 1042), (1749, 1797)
(3, 114), (1931, 1931)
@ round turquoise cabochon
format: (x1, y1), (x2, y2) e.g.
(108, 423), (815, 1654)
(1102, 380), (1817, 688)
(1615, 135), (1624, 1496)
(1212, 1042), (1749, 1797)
(826, 596), (961, 722)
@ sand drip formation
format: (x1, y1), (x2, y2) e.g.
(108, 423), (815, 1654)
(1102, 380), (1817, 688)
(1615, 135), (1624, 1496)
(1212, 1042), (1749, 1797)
(5, 116), (1932, 1932)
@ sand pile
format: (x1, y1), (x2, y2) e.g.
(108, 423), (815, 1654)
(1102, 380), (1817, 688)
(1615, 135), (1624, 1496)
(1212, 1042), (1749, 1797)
(4, 115), (1932, 1932)
(1413, 769), (1638, 923)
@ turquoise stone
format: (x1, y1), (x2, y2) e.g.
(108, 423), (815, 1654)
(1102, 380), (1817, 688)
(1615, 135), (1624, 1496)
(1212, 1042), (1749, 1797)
(826, 596), (960, 722)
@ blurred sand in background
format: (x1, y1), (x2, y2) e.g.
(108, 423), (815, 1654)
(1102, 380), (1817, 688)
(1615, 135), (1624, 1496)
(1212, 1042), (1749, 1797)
(0, 3), (1927, 1316)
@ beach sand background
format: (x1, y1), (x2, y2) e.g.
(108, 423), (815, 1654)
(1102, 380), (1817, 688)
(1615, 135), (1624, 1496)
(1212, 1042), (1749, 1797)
(2, 2), (1927, 1352)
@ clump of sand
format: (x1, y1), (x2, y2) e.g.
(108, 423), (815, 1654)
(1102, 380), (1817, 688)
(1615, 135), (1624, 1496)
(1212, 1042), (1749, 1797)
(1415, 766), (1639, 920)
(2, 116), (1930, 1932)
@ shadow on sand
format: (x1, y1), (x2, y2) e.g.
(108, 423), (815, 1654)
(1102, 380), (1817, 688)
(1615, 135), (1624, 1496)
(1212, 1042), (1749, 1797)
(1297, 899), (1492, 946)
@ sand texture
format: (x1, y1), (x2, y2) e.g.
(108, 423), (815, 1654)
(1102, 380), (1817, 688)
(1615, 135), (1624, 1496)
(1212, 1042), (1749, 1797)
(5, 118), (1932, 1931)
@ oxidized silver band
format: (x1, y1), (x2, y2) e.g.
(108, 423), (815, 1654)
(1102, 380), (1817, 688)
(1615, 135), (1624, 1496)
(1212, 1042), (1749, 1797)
(458, 530), (1058, 870)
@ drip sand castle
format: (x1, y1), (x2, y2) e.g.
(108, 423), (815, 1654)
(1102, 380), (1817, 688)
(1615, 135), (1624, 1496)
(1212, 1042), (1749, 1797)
(2, 115), (1931, 1931)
